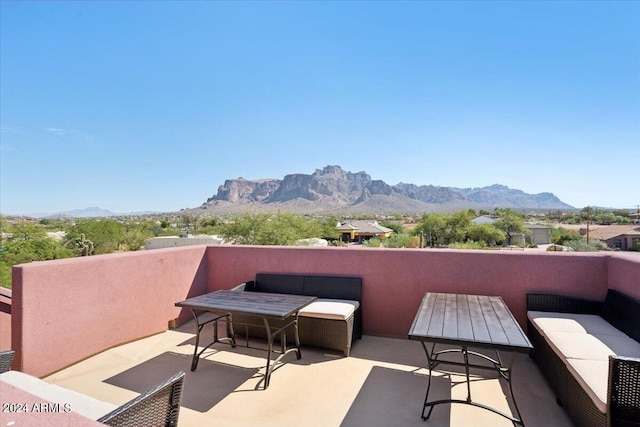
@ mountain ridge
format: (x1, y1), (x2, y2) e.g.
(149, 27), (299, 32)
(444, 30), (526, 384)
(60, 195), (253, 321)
(15, 166), (575, 218)
(199, 165), (573, 214)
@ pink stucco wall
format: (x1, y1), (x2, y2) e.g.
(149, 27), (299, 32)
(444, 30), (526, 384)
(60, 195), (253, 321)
(12, 246), (208, 377)
(206, 246), (612, 337)
(607, 253), (640, 299)
(9, 245), (640, 377)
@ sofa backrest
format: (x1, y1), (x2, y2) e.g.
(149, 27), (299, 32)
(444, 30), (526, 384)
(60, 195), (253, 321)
(252, 273), (363, 340)
(254, 274), (304, 295)
(254, 273), (362, 303)
(602, 289), (640, 342)
(303, 275), (362, 302)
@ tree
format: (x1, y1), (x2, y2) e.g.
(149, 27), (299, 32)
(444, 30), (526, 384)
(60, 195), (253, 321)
(318, 217), (340, 241)
(65, 219), (123, 254)
(0, 222), (74, 288)
(120, 223), (155, 251)
(380, 221), (404, 234)
(466, 223), (505, 246)
(444, 211), (473, 243)
(493, 211), (528, 245)
(552, 228), (583, 245)
(219, 213), (327, 246)
(413, 214), (447, 247)
(219, 213), (264, 245)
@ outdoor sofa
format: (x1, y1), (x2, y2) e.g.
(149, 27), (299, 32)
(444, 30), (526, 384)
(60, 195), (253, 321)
(527, 289), (640, 427)
(231, 273), (362, 356)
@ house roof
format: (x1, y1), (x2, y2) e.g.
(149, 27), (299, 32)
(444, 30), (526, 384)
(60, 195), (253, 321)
(525, 223), (553, 230)
(337, 220), (393, 235)
(587, 225), (640, 240)
(472, 215), (498, 224)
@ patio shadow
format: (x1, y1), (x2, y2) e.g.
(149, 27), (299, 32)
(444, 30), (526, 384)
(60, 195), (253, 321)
(340, 366), (451, 427)
(104, 351), (258, 412)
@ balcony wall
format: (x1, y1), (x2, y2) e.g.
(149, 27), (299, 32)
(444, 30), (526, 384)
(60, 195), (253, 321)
(11, 246), (208, 377)
(206, 246), (612, 336)
(607, 252), (640, 298)
(9, 245), (639, 378)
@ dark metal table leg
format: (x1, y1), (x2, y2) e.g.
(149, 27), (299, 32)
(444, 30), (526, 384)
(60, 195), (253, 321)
(189, 309), (235, 372)
(190, 310), (202, 371)
(497, 350), (525, 426)
(463, 346), (471, 402)
(262, 313), (302, 389)
(263, 317), (273, 389)
(418, 343), (525, 426)
(293, 312), (302, 360)
(420, 341), (437, 420)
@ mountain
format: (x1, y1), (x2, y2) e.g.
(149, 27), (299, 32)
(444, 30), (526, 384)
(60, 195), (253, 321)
(43, 207), (117, 218)
(198, 165), (574, 214)
(25, 208), (160, 219)
(450, 184), (571, 209)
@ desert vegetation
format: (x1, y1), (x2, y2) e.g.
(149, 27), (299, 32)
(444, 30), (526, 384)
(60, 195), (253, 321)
(1, 207), (631, 289)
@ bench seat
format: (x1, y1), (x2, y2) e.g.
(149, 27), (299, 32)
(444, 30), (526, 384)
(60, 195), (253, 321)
(527, 290), (640, 427)
(299, 299), (359, 320)
(528, 310), (640, 415)
(231, 274), (362, 356)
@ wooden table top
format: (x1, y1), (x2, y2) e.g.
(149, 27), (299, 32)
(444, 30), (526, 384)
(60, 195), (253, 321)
(408, 292), (533, 352)
(176, 290), (317, 319)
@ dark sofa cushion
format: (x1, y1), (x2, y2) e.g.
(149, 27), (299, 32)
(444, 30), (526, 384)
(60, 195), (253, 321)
(303, 275), (362, 302)
(249, 273), (363, 341)
(255, 273), (304, 295)
(601, 289), (640, 342)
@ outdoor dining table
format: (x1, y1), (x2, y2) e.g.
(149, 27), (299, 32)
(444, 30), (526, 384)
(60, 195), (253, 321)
(408, 292), (533, 426)
(175, 289), (317, 389)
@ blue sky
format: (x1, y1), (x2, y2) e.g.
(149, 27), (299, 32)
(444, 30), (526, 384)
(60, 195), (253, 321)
(1, 1), (638, 215)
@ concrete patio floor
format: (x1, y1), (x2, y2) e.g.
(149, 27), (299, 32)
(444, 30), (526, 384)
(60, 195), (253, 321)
(44, 315), (574, 427)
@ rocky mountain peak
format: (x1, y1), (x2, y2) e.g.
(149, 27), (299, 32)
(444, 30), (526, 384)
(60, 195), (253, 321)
(201, 165), (573, 214)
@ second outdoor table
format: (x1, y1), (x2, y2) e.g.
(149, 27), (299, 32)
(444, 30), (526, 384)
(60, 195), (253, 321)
(176, 289), (317, 389)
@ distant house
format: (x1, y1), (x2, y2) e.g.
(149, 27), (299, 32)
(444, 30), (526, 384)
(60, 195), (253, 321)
(525, 223), (553, 245)
(336, 220), (393, 243)
(471, 215), (499, 225)
(145, 234), (224, 250)
(582, 225), (640, 251)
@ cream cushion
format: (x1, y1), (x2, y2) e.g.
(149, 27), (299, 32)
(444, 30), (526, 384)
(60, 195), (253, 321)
(566, 359), (609, 412)
(528, 311), (628, 337)
(544, 331), (640, 361)
(528, 310), (640, 413)
(0, 370), (117, 419)
(299, 299), (359, 321)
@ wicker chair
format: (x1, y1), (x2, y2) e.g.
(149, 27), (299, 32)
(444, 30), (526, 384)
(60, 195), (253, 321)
(97, 371), (185, 427)
(609, 356), (640, 427)
(0, 350), (15, 373)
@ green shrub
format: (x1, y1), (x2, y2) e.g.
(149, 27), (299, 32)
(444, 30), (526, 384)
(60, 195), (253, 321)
(383, 233), (419, 248)
(363, 237), (382, 247)
(564, 239), (606, 252)
(552, 228), (583, 245)
(449, 241), (487, 249)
